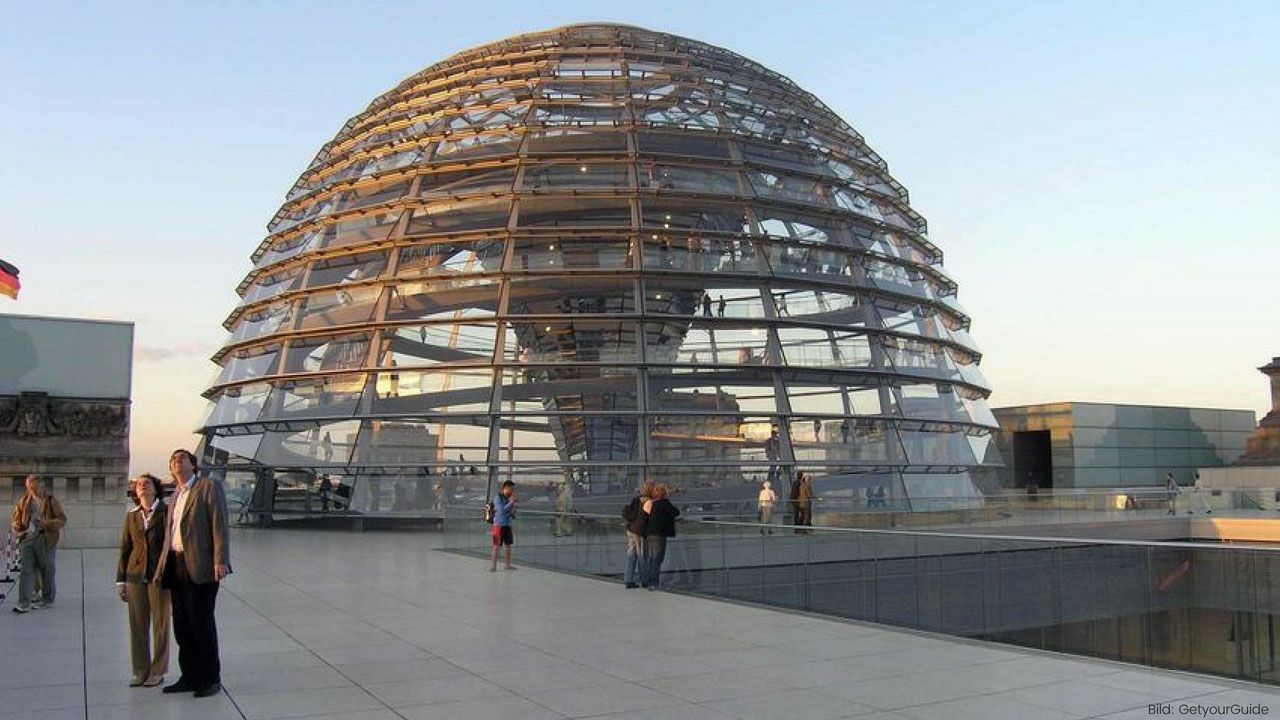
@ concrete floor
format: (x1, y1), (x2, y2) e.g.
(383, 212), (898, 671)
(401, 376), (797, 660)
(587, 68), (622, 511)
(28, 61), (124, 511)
(2, 527), (1277, 720)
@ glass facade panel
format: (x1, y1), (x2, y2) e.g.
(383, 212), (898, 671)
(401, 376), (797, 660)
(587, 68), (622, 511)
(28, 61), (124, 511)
(508, 276), (637, 316)
(769, 287), (861, 322)
(283, 334), (370, 374)
(761, 242), (852, 280)
(319, 211), (402, 251)
(512, 235), (633, 271)
(406, 199), (511, 235)
(214, 345), (281, 386)
(641, 199), (751, 234)
(649, 415), (777, 465)
(366, 365), (494, 411)
(643, 323), (768, 366)
(779, 328), (872, 368)
(230, 301), (292, 344)
(522, 161), (631, 192)
(518, 197), (632, 228)
(383, 323), (497, 367)
(647, 375), (779, 413)
(498, 367), (638, 412)
(524, 128), (627, 154)
(203, 24), (994, 512)
(304, 251), (388, 289)
(419, 168), (516, 200)
(503, 321), (640, 363)
(240, 266), (305, 307)
(204, 382), (271, 427)
(259, 374), (366, 421)
(636, 131), (730, 158)
(641, 234), (759, 273)
(398, 238), (505, 278)
(385, 278), (499, 321)
(296, 286), (382, 330)
(355, 417), (492, 466)
(256, 420), (362, 466)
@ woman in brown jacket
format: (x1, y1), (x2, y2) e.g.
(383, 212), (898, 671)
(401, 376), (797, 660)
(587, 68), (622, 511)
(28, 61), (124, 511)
(116, 474), (171, 687)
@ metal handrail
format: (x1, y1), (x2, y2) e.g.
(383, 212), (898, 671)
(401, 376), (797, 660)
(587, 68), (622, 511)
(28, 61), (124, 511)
(467, 506), (1280, 553)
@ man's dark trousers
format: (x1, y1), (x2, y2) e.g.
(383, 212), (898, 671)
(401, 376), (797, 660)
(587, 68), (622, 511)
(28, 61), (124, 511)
(170, 552), (221, 687)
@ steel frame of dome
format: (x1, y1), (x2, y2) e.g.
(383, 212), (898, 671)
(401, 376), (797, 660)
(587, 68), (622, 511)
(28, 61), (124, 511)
(198, 23), (1000, 514)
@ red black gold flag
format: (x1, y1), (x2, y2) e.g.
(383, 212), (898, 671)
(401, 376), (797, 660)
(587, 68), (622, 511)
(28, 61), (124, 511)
(0, 259), (20, 300)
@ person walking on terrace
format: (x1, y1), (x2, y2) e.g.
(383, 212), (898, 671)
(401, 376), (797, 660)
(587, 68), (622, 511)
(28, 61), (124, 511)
(621, 482), (652, 588)
(1164, 472), (1180, 516)
(488, 480), (517, 572)
(764, 429), (781, 484)
(643, 484), (679, 590)
(116, 473), (171, 687)
(9, 474), (68, 613)
(1191, 473), (1212, 515)
(795, 472), (814, 533)
(156, 449), (231, 699)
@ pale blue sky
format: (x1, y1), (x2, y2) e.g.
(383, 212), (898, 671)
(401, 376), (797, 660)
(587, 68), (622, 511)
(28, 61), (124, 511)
(1, 1), (1276, 473)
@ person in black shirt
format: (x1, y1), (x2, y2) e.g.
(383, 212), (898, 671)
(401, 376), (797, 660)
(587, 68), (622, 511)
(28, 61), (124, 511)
(642, 484), (680, 590)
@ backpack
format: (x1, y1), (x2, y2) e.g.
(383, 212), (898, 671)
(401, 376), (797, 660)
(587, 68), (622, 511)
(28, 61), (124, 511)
(483, 498), (495, 524)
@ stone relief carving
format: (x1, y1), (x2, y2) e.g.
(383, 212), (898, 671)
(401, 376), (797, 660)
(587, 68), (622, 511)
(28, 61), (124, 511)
(0, 392), (128, 438)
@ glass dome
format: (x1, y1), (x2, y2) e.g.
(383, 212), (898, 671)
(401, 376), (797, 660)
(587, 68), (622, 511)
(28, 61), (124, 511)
(199, 23), (999, 514)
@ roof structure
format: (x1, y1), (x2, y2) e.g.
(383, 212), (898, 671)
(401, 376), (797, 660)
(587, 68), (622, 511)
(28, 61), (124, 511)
(200, 23), (998, 513)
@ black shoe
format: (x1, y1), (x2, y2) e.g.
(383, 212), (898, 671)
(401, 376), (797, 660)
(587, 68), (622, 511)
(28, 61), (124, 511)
(193, 683), (221, 698)
(162, 679), (196, 694)
(624, 583), (638, 589)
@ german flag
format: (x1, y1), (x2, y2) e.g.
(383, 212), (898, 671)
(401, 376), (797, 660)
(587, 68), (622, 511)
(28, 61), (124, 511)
(0, 259), (19, 300)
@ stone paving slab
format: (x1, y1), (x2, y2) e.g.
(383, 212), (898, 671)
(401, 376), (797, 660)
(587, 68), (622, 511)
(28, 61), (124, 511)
(0, 528), (1276, 720)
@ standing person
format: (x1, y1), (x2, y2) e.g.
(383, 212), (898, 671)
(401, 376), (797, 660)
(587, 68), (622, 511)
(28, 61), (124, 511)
(621, 483), (652, 588)
(156, 449), (231, 699)
(717, 294), (726, 317)
(788, 472), (802, 532)
(701, 293), (712, 317)
(9, 474), (67, 613)
(643, 484), (680, 590)
(554, 480), (574, 537)
(1193, 473), (1213, 515)
(757, 481), (776, 535)
(488, 480), (517, 572)
(796, 472), (814, 533)
(764, 429), (781, 484)
(1164, 472), (1179, 516)
(116, 474), (171, 687)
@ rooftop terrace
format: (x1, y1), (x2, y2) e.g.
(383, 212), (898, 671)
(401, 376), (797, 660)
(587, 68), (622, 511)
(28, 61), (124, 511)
(3, 528), (1278, 720)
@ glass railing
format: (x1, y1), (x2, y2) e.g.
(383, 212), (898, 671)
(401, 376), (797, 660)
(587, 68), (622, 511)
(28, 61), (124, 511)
(506, 488), (1278, 531)
(442, 507), (1280, 684)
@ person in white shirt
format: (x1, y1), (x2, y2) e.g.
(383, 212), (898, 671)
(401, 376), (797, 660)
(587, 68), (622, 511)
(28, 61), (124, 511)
(154, 449), (231, 699)
(757, 481), (777, 534)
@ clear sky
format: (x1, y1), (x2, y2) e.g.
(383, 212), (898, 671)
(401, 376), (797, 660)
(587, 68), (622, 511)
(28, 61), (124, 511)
(2, 1), (1276, 476)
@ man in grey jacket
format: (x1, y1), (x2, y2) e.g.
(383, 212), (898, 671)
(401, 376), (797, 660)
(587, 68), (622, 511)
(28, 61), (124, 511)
(156, 449), (231, 699)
